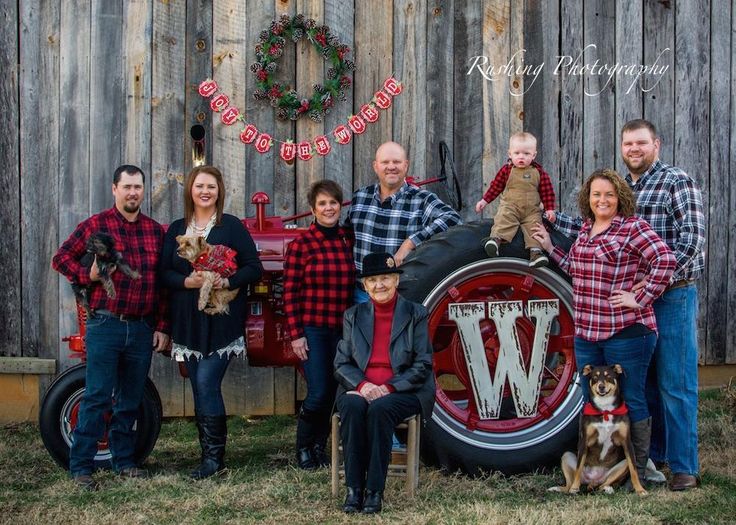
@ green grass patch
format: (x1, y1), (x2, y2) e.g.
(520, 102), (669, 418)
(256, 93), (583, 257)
(1, 389), (734, 524)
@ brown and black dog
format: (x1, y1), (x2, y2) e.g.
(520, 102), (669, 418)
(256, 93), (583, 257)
(549, 364), (647, 496)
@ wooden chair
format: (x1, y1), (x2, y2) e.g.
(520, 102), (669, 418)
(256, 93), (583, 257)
(330, 412), (421, 497)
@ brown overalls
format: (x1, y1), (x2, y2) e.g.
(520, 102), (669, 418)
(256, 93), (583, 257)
(490, 166), (543, 250)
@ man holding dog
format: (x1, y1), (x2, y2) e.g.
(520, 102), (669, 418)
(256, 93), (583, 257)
(52, 165), (170, 490)
(348, 141), (462, 301)
(550, 120), (705, 491)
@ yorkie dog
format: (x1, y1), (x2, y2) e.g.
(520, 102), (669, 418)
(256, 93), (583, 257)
(72, 232), (140, 318)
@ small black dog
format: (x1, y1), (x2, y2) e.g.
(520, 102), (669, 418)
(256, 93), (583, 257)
(72, 232), (140, 318)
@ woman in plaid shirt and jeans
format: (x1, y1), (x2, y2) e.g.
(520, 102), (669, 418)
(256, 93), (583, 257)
(532, 168), (676, 482)
(284, 180), (355, 470)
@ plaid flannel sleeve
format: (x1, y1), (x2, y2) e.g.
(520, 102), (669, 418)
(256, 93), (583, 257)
(52, 220), (93, 285)
(629, 220), (677, 307)
(408, 192), (462, 246)
(670, 174), (706, 274)
(283, 237), (307, 340)
(549, 211), (583, 239)
(537, 166), (556, 211)
(481, 164), (510, 203)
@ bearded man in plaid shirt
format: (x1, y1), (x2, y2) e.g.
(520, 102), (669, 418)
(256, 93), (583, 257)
(347, 141), (462, 302)
(549, 119), (705, 492)
(52, 165), (170, 490)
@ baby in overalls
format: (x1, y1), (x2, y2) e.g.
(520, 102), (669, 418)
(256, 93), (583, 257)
(475, 132), (556, 268)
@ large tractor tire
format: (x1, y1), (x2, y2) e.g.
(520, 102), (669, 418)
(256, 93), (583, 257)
(399, 220), (582, 475)
(39, 364), (162, 471)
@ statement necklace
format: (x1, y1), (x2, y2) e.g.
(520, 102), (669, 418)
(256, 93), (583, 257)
(189, 214), (216, 237)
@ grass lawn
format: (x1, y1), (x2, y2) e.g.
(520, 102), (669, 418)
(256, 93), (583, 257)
(1, 388), (735, 525)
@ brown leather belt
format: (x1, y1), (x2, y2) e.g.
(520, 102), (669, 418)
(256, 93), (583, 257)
(666, 279), (694, 292)
(94, 309), (150, 322)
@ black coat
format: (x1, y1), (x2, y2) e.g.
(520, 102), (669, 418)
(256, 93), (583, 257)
(334, 294), (436, 418)
(160, 214), (262, 357)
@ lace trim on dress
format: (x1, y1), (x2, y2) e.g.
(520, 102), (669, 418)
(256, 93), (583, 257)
(171, 336), (246, 361)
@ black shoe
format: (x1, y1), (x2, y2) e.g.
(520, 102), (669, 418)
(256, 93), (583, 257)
(296, 447), (318, 470)
(311, 443), (330, 468)
(191, 415), (227, 480)
(362, 490), (383, 514)
(342, 487), (363, 513)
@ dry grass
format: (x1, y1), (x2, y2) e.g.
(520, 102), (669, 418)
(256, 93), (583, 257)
(1, 390), (735, 525)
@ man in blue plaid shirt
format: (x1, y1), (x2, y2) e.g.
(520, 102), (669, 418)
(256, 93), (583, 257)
(347, 141), (462, 293)
(549, 119), (705, 492)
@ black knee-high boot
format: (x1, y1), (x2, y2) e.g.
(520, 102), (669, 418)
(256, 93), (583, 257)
(191, 415), (227, 479)
(296, 407), (319, 470)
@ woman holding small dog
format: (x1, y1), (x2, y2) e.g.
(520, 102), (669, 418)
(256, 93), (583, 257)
(531, 168), (676, 482)
(334, 253), (435, 514)
(160, 166), (262, 479)
(283, 180), (355, 470)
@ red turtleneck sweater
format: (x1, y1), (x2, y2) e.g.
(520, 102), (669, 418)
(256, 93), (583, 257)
(359, 293), (398, 391)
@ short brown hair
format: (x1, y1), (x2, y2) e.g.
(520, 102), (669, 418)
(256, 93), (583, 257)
(183, 166), (226, 226)
(307, 179), (344, 209)
(578, 168), (636, 221)
(621, 119), (657, 140)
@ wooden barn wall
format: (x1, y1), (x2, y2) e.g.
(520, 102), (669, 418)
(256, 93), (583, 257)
(0, 0), (733, 416)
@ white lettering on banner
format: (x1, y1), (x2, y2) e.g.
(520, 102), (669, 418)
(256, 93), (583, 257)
(448, 300), (559, 420)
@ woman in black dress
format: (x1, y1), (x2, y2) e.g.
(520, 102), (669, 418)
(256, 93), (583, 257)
(160, 166), (262, 479)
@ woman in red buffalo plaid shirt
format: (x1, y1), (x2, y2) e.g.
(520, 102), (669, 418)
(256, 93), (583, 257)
(532, 168), (676, 482)
(283, 180), (355, 470)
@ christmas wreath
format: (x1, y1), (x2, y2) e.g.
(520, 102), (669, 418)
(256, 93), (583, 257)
(250, 14), (355, 122)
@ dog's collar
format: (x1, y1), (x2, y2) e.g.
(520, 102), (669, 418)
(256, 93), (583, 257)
(583, 401), (628, 421)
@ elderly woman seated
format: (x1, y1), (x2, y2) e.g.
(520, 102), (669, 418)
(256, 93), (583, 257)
(334, 252), (435, 514)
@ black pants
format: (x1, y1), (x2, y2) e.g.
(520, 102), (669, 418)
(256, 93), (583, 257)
(337, 392), (421, 492)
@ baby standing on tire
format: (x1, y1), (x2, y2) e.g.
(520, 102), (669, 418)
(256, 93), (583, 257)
(475, 132), (556, 268)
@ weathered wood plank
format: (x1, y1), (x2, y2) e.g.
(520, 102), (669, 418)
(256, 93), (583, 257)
(674, 0), (710, 363)
(453, 0), (483, 223)
(294, 1), (326, 217)
(507, 0), (523, 138)
(558, 0), (584, 214)
(522, 0), (560, 204)
(0, 2), (21, 358)
(151, 0), (187, 225)
(353, 0), (393, 190)
(213, 0), (249, 416)
(642, 0), (675, 164)
(269, 0), (298, 416)
(728, 2), (736, 365)
(89, 0), (123, 213)
(732, 5), (736, 364)
(323, 0), (354, 202)
(57, 0), (91, 373)
(393, 0), (427, 183)
(123, 0), (153, 196)
(425, 0), (454, 192)
(478, 0), (512, 221)
(271, 0), (297, 222)
(186, 0), (214, 172)
(614, 0), (643, 175)
(0, 357), (56, 375)
(706, 0), (729, 364)
(242, 0), (278, 416)
(19, 2), (60, 364)
(582, 0), (616, 176)
(151, 0), (188, 417)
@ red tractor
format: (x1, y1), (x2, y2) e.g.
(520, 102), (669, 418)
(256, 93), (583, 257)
(39, 144), (582, 475)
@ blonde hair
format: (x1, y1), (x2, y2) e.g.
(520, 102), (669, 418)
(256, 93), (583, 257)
(509, 132), (537, 149)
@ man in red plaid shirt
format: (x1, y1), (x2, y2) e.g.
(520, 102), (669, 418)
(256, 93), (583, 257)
(52, 165), (169, 490)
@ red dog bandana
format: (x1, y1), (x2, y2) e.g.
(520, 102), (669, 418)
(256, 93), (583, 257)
(583, 401), (628, 421)
(193, 245), (238, 278)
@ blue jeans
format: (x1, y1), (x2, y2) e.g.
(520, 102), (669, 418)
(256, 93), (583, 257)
(574, 332), (656, 423)
(70, 315), (153, 476)
(302, 326), (341, 414)
(184, 352), (232, 417)
(647, 285), (699, 475)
